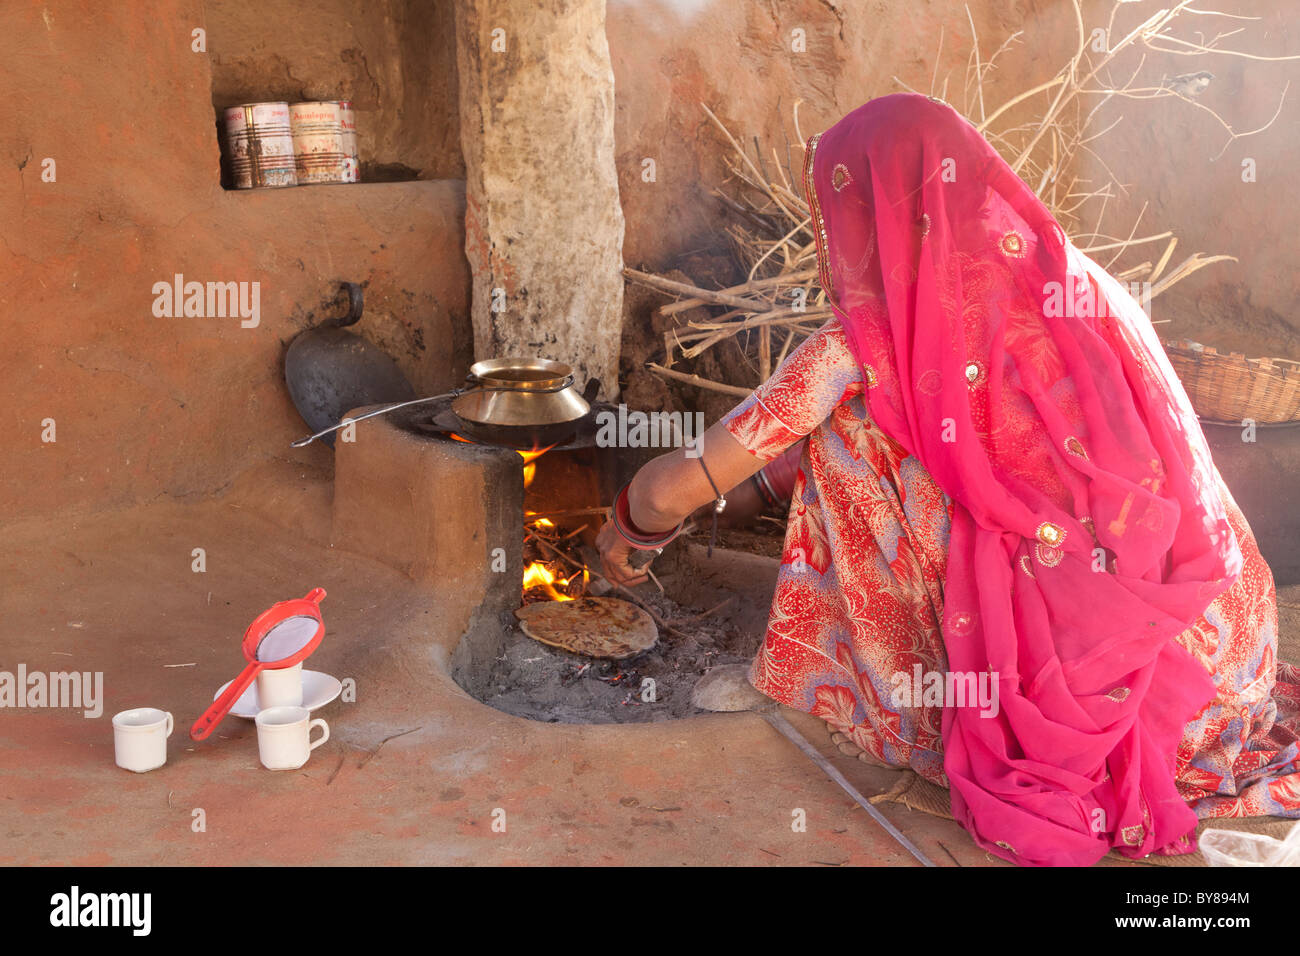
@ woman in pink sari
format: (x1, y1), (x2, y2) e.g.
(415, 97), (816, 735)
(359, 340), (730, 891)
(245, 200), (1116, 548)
(597, 93), (1300, 866)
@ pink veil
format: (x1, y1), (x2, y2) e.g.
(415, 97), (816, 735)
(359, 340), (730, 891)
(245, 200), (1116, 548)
(803, 93), (1241, 865)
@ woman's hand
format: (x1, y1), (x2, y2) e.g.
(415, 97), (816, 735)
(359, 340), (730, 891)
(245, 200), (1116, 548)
(596, 519), (651, 588)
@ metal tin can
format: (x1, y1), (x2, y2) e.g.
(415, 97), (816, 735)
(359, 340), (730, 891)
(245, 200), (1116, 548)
(223, 102), (298, 189)
(289, 101), (347, 185)
(334, 100), (360, 183)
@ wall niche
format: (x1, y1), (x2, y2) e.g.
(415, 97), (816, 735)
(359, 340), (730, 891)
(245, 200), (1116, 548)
(207, 0), (463, 183)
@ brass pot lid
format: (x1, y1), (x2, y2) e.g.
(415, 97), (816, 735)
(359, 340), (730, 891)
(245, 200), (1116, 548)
(468, 357), (573, 390)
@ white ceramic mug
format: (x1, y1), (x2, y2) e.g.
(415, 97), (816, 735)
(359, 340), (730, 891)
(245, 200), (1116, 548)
(256, 662), (304, 708)
(255, 705), (328, 770)
(113, 708), (174, 773)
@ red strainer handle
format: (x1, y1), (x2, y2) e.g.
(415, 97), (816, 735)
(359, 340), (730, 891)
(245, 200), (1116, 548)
(190, 660), (262, 741)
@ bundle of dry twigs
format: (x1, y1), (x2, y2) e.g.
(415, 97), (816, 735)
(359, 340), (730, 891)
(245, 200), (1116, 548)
(627, 0), (1293, 398)
(626, 100), (826, 395)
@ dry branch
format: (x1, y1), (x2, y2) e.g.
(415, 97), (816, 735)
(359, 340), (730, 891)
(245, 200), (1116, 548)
(623, 1), (1287, 396)
(624, 268), (774, 313)
(645, 363), (753, 397)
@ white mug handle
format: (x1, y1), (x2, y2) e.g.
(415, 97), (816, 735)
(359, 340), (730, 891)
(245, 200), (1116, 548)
(164, 712), (174, 738)
(308, 718), (329, 751)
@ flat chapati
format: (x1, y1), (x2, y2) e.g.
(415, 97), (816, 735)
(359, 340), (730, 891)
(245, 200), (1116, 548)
(514, 597), (658, 659)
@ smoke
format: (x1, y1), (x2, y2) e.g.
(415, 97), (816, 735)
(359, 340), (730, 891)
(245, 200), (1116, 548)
(608, 0), (714, 23)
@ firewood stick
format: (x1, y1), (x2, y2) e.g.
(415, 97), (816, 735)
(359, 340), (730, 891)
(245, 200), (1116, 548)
(525, 506), (610, 520)
(669, 314), (825, 345)
(770, 182), (811, 215)
(553, 540), (685, 636)
(712, 142), (808, 231)
(665, 316), (727, 359)
(658, 268), (817, 315)
(528, 531), (582, 571)
(680, 317), (824, 360)
(682, 308), (746, 328)
(710, 189), (782, 232)
(530, 527), (696, 638)
(748, 218), (812, 280)
(645, 363), (753, 397)
(687, 306), (831, 332)
(527, 534), (593, 585)
(624, 268), (774, 313)
(775, 328), (796, 367)
(672, 596), (736, 624)
(625, 595), (688, 639)
(645, 567), (665, 594)
(702, 102), (769, 192)
(771, 144), (794, 193)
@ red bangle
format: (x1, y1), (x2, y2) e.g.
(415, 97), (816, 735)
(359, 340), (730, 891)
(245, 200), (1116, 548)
(611, 481), (685, 550)
(761, 441), (803, 502)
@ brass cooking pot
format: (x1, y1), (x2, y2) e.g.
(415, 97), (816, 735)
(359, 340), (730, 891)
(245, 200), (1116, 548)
(453, 358), (590, 428)
(290, 355), (593, 449)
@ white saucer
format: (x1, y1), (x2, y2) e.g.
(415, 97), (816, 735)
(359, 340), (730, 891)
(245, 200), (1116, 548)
(212, 670), (343, 719)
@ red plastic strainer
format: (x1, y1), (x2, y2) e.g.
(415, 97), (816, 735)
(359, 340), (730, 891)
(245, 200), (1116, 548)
(190, 588), (327, 741)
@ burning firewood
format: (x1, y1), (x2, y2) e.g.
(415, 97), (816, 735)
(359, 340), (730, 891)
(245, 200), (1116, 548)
(522, 516), (589, 603)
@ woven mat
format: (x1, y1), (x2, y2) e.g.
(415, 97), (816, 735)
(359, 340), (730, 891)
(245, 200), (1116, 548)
(828, 724), (1296, 866)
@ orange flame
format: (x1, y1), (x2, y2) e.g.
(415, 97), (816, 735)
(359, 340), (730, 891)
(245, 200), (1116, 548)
(518, 444), (554, 490)
(449, 435), (553, 489)
(523, 561), (574, 601)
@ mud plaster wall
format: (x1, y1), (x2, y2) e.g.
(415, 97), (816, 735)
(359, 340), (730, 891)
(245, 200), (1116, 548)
(607, 0), (1300, 358)
(1072, 0), (1300, 358)
(3, 0), (1295, 525)
(0, 0), (472, 524)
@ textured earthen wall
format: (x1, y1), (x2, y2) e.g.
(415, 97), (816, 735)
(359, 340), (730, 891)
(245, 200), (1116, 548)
(2, 0), (1294, 526)
(1071, 0), (1300, 357)
(0, 0), (472, 523)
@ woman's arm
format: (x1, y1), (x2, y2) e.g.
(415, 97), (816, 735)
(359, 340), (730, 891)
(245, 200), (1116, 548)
(597, 422), (769, 586)
(597, 317), (860, 588)
(629, 423), (768, 530)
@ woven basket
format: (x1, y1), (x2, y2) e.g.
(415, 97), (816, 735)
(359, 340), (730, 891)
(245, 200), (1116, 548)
(1163, 340), (1300, 425)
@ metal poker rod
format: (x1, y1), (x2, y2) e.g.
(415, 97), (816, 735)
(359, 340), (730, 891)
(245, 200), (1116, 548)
(759, 707), (937, 867)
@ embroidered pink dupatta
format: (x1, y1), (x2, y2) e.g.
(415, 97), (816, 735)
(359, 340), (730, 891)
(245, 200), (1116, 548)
(803, 94), (1241, 865)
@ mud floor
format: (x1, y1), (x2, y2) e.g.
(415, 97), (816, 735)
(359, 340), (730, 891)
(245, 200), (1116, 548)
(691, 523), (787, 560)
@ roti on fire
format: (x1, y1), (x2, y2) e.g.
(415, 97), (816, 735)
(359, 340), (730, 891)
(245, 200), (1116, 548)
(514, 597), (658, 659)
